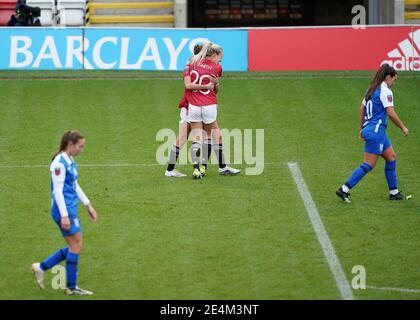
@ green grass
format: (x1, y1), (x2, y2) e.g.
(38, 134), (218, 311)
(0, 71), (419, 300)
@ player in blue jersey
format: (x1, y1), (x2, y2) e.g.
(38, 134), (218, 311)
(31, 131), (98, 295)
(336, 64), (411, 203)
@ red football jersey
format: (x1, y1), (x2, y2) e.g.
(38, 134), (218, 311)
(178, 90), (188, 109)
(183, 58), (222, 107)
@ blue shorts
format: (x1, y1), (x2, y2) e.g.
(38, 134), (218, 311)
(362, 128), (391, 155)
(52, 210), (82, 237)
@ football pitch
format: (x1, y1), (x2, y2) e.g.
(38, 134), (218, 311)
(0, 70), (419, 300)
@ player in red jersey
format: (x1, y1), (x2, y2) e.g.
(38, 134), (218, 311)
(165, 44), (212, 177)
(185, 42), (240, 179)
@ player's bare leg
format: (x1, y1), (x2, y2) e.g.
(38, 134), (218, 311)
(363, 152), (379, 168)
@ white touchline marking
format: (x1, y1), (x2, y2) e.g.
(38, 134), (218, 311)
(0, 76), (376, 82)
(4, 75), (418, 82)
(0, 162), (281, 169)
(366, 286), (420, 294)
(0, 163), (162, 169)
(78, 163), (161, 167)
(287, 162), (354, 300)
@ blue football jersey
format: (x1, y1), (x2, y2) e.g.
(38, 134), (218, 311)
(362, 82), (394, 132)
(50, 152), (79, 214)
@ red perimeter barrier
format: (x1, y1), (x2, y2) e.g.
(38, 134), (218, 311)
(0, 0), (16, 26)
(249, 26), (420, 71)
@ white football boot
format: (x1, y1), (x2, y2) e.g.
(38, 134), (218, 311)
(31, 262), (45, 290)
(219, 166), (241, 176)
(165, 169), (187, 177)
(64, 286), (94, 296)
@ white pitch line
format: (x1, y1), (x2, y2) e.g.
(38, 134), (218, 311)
(78, 163), (161, 167)
(0, 163), (162, 169)
(4, 75), (418, 82)
(0, 76), (379, 82)
(366, 285), (420, 294)
(0, 164), (47, 168)
(287, 162), (354, 300)
(0, 162), (281, 169)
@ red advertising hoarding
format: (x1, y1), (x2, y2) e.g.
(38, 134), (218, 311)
(249, 26), (420, 71)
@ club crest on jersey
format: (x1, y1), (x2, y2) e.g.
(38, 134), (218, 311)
(54, 167), (61, 176)
(387, 95), (393, 103)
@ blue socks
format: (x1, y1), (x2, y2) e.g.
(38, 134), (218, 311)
(385, 160), (398, 191)
(343, 160), (398, 194)
(66, 251), (80, 289)
(345, 162), (373, 189)
(40, 247), (81, 290)
(40, 247), (69, 271)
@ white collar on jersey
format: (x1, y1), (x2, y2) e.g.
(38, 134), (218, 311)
(61, 152), (74, 166)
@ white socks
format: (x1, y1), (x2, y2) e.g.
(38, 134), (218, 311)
(390, 189), (399, 196)
(341, 185), (350, 193)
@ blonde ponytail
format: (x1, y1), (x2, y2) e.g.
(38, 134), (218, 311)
(189, 42), (223, 66)
(190, 41), (212, 66)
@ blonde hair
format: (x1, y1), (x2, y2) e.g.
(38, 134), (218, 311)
(190, 42), (222, 66)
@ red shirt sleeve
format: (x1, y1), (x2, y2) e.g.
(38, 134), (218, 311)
(178, 95), (188, 109)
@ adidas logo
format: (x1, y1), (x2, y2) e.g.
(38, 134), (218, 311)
(381, 29), (420, 71)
